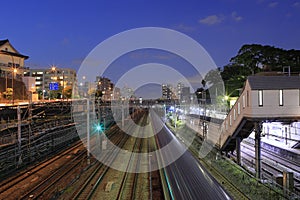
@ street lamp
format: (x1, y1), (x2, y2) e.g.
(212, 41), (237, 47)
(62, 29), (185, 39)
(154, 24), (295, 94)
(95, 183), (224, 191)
(223, 95), (230, 112)
(201, 80), (207, 139)
(51, 66), (56, 72)
(62, 70), (65, 100)
(50, 65), (57, 99)
(42, 89), (46, 101)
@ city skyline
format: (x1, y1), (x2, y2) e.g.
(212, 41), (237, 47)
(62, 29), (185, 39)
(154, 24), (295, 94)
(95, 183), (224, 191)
(1, 0), (300, 98)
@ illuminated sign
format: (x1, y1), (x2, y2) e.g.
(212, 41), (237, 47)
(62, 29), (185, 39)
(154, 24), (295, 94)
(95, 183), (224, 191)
(49, 82), (59, 90)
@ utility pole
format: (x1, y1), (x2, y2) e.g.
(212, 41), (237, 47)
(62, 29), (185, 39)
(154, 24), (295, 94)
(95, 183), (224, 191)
(62, 70), (65, 100)
(86, 99), (90, 165)
(28, 92), (32, 162)
(17, 106), (22, 166)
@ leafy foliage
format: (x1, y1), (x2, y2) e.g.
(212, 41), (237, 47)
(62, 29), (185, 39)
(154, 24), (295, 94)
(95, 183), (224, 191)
(63, 86), (73, 99)
(3, 88), (13, 100)
(221, 44), (300, 97)
(230, 44), (300, 72)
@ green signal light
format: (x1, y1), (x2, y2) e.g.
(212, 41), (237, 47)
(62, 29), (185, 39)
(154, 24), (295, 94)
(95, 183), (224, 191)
(95, 123), (104, 132)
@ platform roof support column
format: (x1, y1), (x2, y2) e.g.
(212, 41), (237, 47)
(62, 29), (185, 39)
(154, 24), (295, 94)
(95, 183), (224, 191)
(236, 137), (241, 165)
(255, 122), (262, 179)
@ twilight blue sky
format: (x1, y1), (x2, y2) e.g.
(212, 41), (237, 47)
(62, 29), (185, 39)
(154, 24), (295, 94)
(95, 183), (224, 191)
(1, 0), (300, 97)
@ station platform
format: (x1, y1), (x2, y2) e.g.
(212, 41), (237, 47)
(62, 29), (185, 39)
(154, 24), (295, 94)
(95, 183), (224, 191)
(184, 115), (300, 157)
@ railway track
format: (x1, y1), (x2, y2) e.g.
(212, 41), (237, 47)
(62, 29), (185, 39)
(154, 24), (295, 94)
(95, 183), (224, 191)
(242, 140), (300, 177)
(71, 131), (129, 200)
(116, 115), (147, 200)
(0, 140), (84, 197)
(148, 135), (165, 200)
(19, 149), (87, 200)
(0, 121), (118, 199)
(169, 122), (250, 200)
(237, 142), (300, 194)
(71, 109), (148, 200)
(185, 140), (250, 200)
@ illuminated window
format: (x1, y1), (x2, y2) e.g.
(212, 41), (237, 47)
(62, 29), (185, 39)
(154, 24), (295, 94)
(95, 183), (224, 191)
(237, 102), (240, 114)
(258, 90), (263, 107)
(233, 109), (236, 120)
(279, 90), (283, 106)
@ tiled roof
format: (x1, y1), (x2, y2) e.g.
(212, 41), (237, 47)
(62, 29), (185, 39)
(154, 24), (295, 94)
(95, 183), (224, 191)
(0, 50), (29, 59)
(0, 39), (9, 46)
(0, 39), (29, 59)
(248, 75), (300, 90)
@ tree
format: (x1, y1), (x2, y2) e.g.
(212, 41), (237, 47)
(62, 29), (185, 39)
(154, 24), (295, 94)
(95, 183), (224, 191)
(222, 44), (300, 97)
(88, 88), (96, 96)
(221, 64), (249, 97)
(63, 86), (72, 99)
(3, 88), (13, 100)
(230, 44), (300, 73)
(230, 44), (263, 74)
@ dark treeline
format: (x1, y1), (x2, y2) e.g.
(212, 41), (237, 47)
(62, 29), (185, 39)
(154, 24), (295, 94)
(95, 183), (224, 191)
(221, 44), (300, 97)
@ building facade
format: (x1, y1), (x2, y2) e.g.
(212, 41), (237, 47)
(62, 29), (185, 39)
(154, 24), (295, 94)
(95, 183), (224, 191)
(24, 67), (77, 99)
(162, 84), (173, 100)
(181, 86), (191, 104)
(0, 39), (30, 101)
(96, 76), (114, 101)
(0, 39), (29, 81)
(177, 82), (184, 100)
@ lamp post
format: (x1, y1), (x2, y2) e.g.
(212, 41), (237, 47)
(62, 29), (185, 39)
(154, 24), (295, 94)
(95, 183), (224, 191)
(224, 95), (229, 112)
(5, 70), (7, 96)
(62, 70), (65, 100)
(51, 66), (56, 99)
(201, 80), (207, 139)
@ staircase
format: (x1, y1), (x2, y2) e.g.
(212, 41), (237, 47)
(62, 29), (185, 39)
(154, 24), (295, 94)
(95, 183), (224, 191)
(217, 76), (300, 152)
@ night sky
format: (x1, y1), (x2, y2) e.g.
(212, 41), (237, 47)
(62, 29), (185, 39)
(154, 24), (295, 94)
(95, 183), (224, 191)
(1, 0), (300, 98)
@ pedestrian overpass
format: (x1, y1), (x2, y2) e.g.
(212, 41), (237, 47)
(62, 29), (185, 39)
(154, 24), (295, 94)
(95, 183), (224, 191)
(214, 75), (300, 178)
(219, 75), (300, 152)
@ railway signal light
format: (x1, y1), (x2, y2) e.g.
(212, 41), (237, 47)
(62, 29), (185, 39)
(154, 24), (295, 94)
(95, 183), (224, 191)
(95, 123), (104, 133)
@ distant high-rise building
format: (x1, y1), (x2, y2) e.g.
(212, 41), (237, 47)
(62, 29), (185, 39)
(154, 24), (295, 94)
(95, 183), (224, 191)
(181, 86), (191, 104)
(96, 76), (114, 101)
(121, 86), (134, 100)
(177, 82), (184, 100)
(113, 87), (121, 100)
(162, 84), (174, 100)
